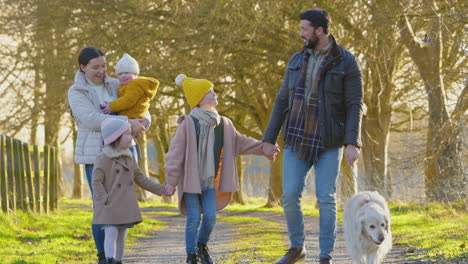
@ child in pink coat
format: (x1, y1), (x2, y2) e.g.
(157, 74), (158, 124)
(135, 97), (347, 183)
(164, 74), (279, 264)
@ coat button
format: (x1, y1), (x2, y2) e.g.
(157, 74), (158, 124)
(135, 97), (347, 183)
(117, 183), (121, 188)
(116, 169), (120, 173)
(129, 181), (133, 186)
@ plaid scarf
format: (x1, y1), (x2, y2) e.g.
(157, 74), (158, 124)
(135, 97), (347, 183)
(284, 48), (329, 164)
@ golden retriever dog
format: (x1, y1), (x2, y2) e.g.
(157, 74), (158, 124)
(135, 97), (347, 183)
(343, 191), (392, 264)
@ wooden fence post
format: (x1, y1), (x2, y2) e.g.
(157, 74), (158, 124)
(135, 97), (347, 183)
(13, 139), (24, 210)
(33, 146), (41, 213)
(49, 147), (56, 211)
(54, 148), (59, 210)
(43, 145), (50, 214)
(24, 143), (35, 212)
(0, 136), (8, 213)
(6, 136), (15, 212)
(17, 139), (29, 211)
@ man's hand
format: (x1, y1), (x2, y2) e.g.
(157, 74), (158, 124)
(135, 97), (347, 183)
(262, 142), (280, 161)
(345, 144), (360, 167)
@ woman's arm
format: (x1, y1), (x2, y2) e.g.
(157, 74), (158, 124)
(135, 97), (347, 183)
(129, 119), (146, 137)
(139, 111), (152, 130)
(68, 87), (127, 131)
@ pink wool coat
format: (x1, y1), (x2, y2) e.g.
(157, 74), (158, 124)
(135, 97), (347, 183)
(165, 115), (264, 215)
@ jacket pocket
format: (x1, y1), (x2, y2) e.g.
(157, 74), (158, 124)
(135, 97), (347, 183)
(324, 70), (345, 94)
(287, 66), (300, 90)
(332, 119), (345, 143)
(94, 193), (109, 206)
(77, 129), (90, 155)
(324, 119), (345, 147)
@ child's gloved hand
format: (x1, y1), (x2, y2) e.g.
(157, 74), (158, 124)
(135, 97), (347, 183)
(164, 184), (176, 196)
(101, 102), (111, 114)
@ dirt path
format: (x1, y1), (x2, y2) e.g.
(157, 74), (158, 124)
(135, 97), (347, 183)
(124, 207), (419, 264)
(124, 207), (233, 264)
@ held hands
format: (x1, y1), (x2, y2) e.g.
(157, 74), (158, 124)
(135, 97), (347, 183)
(164, 184), (176, 196)
(262, 142), (280, 161)
(346, 144), (360, 167)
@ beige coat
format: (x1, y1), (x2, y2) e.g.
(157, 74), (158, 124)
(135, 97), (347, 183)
(165, 115), (264, 215)
(92, 146), (164, 225)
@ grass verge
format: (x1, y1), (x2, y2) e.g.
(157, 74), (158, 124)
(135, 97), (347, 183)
(1, 198), (165, 264)
(390, 201), (467, 263)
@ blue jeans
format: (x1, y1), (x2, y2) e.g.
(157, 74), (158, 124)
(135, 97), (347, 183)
(85, 164), (105, 254)
(85, 146), (138, 255)
(282, 146), (343, 259)
(183, 188), (217, 254)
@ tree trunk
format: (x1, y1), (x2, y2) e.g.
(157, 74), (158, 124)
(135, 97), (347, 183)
(37, 0), (69, 199)
(264, 137), (283, 208)
(72, 163), (83, 199)
(30, 65), (42, 146)
(361, 113), (392, 197)
(232, 156), (245, 204)
(72, 123), (82, 199)
(399, 8), (465, 201)
(136, 133), (149, 201)
(422, 77), (464, 201)
(151, 132), (172, 203)
(359, 1), (401, 198)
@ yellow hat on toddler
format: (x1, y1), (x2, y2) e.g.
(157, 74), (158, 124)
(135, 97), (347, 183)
(175, 74), (213, 108)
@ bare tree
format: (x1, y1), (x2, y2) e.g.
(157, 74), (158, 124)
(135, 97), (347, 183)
(398, 0), (467, 201)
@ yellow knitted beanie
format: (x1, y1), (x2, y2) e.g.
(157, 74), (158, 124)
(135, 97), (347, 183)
(175, 74), (213, 108)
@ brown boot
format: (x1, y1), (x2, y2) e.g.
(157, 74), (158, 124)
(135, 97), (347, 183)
(274, 247), (306, 264)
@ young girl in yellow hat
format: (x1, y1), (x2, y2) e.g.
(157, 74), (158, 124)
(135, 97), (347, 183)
(164, 74), (279, 264)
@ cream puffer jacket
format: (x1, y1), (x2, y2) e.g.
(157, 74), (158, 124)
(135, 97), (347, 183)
(68, 71), (127, 164)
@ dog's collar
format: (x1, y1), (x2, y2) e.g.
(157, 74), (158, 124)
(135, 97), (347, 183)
(360, 200), (371, 207)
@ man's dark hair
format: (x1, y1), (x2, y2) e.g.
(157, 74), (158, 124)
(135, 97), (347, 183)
(299, 9), (330, 34)
(78, 46), (105, 71)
